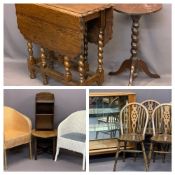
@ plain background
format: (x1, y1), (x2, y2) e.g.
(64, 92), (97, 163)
(4, 4), (172, 86)
(4, 89), (86, 127)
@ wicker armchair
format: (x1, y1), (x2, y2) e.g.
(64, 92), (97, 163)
(54, 110), (86, 170)
(4, 106), (32, 169)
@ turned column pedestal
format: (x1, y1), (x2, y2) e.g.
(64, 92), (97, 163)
(109, 4), (162, 86)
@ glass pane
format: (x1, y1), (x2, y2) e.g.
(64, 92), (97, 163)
(89, 95), (128, 141)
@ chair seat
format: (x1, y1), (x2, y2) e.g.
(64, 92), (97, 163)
(62, 132), (86, 142)
(151, 134), (171, 143)
(4, 130), (30, 149)
(119, 133), (144, 142)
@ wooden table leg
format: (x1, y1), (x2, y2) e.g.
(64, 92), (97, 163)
(64, 56), (72, 82)
(109, 15), (160, 85)
(96, 28), (104, 85)
(78, 54), (86, 85)
(27, 41), (36, 79)
(40, 47), (48, 85)
(84, 23), (89, 74)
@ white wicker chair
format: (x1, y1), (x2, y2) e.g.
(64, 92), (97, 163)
(54, 110), (86, 170)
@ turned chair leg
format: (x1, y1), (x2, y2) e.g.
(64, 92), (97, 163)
(141, 141), (148, 171)
(113, 141), (120, 171)
(122, 141), (126, 162)
(148, 142), (153, 169)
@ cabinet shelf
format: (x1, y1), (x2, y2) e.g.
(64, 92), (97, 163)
(35, 92), (55, 130)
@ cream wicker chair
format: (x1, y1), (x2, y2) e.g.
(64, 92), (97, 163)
(54, 110), (86, 170)
(4, 106), (32, 169)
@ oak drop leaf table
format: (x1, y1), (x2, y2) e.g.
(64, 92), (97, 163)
(15, 4), (113, 86)
(109, 4), (162, 86)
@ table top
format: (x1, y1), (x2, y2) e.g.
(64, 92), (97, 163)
(44, 4), (112, 17)
(32, 129), (57, 138)
(113, 4), (162, 15)
(16, 4), (113, 58)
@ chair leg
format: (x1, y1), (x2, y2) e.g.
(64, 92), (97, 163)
(29, 141), (32, 159)
(148, 142), (153, 169)
(82, 154), (86, 170)
(4, 149), (7, 170)
(153, 143), (156, 163)
(134, 142), (137, 162)
(113, 141), (120, 171)
(123, 141), (126, 162)
(54, 147), (60, 161)
(141, 141), (148, 171)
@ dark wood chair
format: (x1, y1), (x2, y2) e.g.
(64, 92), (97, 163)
(33, 92), (56, 160)
(113, 102), (149, 171)
(148, 103), (171, 168)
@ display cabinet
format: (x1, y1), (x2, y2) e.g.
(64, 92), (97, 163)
(89, 92), (136, 155)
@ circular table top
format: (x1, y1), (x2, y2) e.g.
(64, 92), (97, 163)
(32, 129), (57, 138)
(113, 4), (162, 15)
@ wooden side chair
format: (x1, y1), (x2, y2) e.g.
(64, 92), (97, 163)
(113, 102), (149, 171)
(4, 106), (32, 170)
(148, 103), (171, 168)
